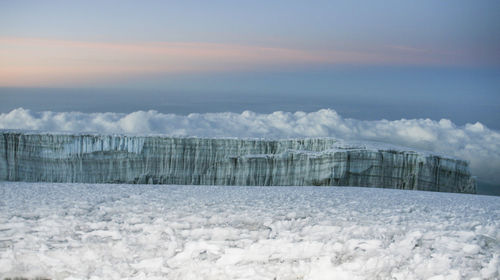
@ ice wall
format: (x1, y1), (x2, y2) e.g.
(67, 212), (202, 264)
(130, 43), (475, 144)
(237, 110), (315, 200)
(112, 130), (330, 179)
(0, 131), (476, 193)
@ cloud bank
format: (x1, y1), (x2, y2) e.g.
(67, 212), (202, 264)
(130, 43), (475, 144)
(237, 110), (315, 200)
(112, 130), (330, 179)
(0, 37), (475, 87)
(1, 108), (499, 183)
(0, 38), (382, 87)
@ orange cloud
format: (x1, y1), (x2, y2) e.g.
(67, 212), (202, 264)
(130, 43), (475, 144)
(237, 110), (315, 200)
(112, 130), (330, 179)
(0, 37), (459, 87)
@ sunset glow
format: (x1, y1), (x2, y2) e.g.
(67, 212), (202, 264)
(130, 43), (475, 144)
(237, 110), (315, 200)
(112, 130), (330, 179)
(0, 36), (491, 87)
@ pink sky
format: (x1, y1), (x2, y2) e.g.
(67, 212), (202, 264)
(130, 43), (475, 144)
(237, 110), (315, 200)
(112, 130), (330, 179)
(0, 37), (472, 87)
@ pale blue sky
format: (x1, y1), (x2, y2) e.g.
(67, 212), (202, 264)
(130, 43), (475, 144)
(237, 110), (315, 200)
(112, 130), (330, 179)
(1, 0), (499, 53)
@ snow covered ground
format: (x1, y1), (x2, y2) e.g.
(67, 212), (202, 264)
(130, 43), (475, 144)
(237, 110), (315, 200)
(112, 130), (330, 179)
(0, 182), (499, 279)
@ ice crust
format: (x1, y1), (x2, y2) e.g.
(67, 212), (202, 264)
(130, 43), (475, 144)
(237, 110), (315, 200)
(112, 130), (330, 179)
(0, 131), (476, 193)
(0, 182), (498, 279)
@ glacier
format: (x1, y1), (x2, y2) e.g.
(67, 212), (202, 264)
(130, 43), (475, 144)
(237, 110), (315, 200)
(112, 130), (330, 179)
(0, 131), (476, 193)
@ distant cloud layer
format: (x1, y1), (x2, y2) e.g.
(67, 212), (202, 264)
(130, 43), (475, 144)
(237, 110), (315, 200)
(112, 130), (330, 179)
(0, 37), (484, 87)
(1, 108), (499, 183)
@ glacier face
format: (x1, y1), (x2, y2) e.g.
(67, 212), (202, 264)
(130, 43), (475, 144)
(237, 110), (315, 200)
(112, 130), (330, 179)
(0, 131), (476, 193)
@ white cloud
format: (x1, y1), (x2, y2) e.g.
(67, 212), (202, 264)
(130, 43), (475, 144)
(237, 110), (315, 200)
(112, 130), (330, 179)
(1, 108), (499, 183)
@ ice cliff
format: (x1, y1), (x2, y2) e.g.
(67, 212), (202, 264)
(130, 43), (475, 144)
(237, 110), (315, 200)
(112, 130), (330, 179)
(0, 131), (476, 193)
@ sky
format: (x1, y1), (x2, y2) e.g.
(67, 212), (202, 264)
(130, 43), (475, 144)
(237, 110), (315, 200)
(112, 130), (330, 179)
(0, 0), (499, 125)
(1, 1), (499, 84)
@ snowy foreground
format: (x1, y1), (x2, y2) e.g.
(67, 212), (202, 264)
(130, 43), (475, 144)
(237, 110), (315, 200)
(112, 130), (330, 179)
(0, 182), (499, 280)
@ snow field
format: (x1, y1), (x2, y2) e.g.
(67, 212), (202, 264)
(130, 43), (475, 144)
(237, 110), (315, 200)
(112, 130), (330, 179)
(0, 182), (499, 279)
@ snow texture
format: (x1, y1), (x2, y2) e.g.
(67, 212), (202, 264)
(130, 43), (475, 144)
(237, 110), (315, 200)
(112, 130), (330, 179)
(0, 108), (499, 184)
(0, 182), (499, 279)
(0, 132), (475, 193)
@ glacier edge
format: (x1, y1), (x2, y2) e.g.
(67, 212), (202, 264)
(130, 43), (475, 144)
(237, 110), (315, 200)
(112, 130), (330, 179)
(0, 131), (476, 193)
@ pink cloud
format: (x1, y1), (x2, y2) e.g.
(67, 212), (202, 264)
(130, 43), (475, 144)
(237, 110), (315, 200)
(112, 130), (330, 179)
(0, 37), (479, 87)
